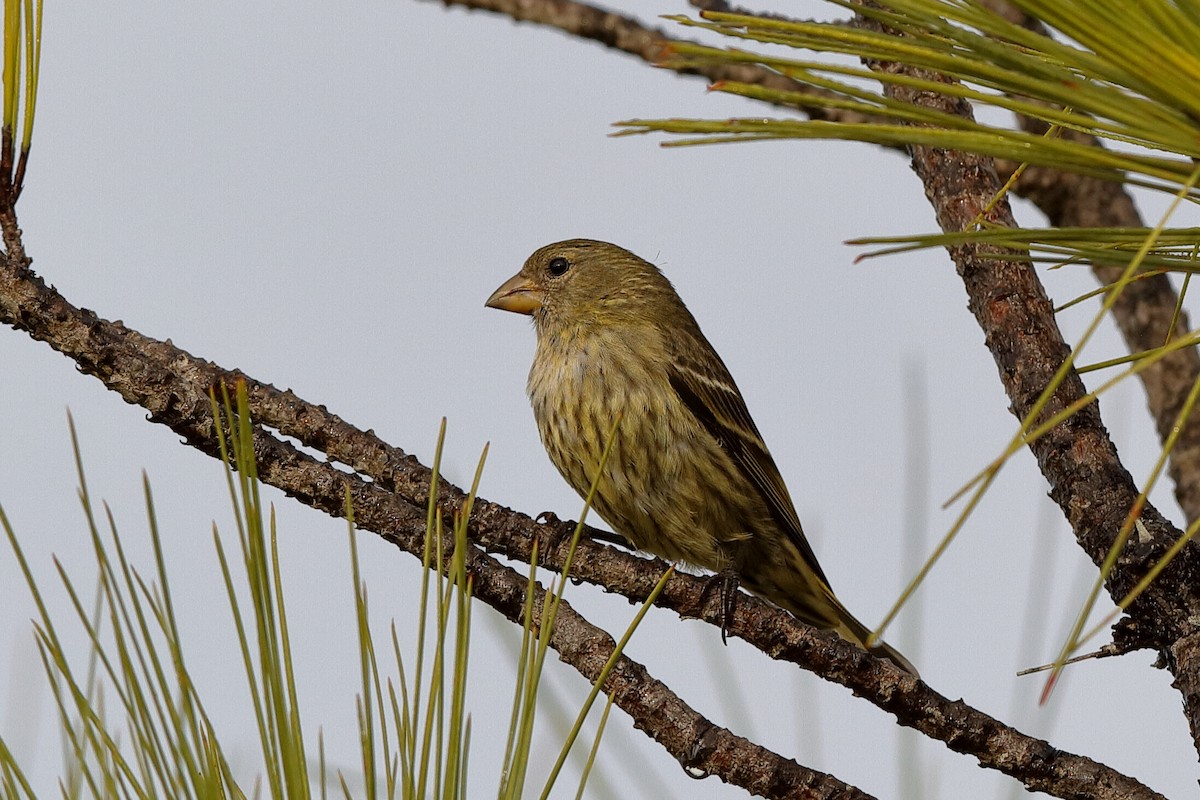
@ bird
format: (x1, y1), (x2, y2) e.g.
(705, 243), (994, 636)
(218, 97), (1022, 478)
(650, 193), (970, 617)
(485, 239), (916, 675)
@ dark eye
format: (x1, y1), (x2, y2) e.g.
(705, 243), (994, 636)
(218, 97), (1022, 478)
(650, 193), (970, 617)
(547, 256), (570, 277)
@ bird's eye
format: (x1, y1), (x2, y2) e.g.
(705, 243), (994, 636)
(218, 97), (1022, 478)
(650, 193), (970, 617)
(547, 256), (570, 277)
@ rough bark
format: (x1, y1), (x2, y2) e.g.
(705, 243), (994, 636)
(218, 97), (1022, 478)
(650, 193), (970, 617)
(852, 0), (1200, 759)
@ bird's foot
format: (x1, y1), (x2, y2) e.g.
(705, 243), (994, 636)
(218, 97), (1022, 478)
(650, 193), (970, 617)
(532, 511), (568, 554)
(534, 512), (632, 551)
(700, 569), (740, 645)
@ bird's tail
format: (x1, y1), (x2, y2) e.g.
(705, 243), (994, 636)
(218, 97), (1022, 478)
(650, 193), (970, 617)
(738, 551), (919, 675)
(830, 604), (919, 677)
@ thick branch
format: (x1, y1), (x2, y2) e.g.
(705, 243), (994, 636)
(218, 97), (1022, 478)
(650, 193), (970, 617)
(981, 0), (1200, 526)
(851, 0), (1200, 757)
(1007, 131), (1200, 525)
(0, 213), (1164, 800)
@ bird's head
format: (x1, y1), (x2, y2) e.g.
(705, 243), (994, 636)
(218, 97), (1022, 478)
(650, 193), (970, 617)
(485, 239), (681, 332)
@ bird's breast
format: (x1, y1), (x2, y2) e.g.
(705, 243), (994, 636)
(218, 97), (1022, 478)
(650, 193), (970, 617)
(525, 325), (762, 569)
(527, 327), (654, 465)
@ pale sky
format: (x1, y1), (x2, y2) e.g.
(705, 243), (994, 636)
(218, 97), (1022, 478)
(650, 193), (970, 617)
(0, 2), (1193, 797)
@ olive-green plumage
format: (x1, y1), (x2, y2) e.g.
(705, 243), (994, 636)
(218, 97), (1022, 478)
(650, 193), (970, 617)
(486, 239), (915, 674)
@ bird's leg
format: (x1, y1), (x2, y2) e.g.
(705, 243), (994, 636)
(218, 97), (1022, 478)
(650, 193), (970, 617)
(700, 569), (741, 645)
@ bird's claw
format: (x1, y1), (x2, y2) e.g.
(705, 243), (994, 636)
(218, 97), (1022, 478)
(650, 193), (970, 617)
(700, 569), (740, 644)
(537, 511), (633, 551)
(586, 529), (635, 549)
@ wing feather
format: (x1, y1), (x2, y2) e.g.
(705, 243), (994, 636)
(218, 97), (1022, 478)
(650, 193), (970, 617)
(667, 333), (831, 588)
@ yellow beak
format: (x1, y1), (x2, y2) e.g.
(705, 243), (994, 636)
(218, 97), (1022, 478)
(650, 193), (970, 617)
(485, 273), (543, 315)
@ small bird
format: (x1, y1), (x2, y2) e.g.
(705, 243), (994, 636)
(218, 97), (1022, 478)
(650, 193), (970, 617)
(486, 239), (915, 674)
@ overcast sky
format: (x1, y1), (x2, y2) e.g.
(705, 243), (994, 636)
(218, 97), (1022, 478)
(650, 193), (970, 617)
(0, 2), (1194, 797)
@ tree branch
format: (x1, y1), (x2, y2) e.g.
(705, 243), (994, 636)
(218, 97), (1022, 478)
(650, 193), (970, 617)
(850, 0), (1200, 758)
(0, 211), (1166, 799)
(424, 0), (880, 124)
(472, 563), (877, 800)
(981, 0), (1200, 527)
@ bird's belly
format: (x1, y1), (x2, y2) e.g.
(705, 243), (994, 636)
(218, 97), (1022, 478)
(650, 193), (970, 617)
(529, 344), (760, 572)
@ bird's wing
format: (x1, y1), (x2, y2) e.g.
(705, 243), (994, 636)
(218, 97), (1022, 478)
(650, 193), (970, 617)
(667, 334), (831, 588)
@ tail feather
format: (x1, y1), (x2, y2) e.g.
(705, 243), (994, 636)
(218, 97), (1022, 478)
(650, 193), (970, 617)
(833, 607), (919, 677)
(736, 558), (919, 675)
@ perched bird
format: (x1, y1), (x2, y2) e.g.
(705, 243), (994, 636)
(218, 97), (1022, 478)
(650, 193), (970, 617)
(486, 239), (915, 674)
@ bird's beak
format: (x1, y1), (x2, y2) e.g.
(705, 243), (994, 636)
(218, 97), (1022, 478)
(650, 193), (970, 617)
(485, 273), (543, 315)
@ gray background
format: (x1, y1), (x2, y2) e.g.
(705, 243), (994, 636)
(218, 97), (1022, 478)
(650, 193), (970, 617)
(0, 2), (1191, 797)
